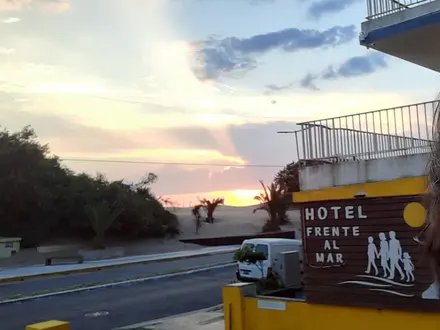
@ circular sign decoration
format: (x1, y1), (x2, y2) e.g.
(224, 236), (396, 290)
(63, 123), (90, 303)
(403, 202), (426, 228)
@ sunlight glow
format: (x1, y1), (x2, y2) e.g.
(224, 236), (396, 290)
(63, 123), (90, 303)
(164, 189), (263, 207)
(29, 83), (110, 95)
(108, 149), (247, 165)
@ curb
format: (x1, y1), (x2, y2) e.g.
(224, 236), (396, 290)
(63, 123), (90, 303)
(0, 263), (235, 306)
(0, 248), (237, 284)
(113, 304), (224, 330)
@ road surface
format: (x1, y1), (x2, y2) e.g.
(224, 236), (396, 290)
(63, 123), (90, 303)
(0, 253), (234, 299)
(0, 265), (235, 330)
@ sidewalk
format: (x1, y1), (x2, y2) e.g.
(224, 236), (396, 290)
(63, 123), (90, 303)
(0, 246), (239, 283)
(114, 305), (224, 330)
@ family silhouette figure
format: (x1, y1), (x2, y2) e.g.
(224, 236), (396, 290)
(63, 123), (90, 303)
(366, 231), (414, 282)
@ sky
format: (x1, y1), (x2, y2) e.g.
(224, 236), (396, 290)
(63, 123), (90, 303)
(0, 0), (439, 206)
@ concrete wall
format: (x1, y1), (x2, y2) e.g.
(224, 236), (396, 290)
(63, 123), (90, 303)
(299, 153), (428, 191)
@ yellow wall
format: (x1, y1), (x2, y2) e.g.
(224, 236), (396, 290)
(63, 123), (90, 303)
(244, 297), (440, 330)
(223, 284), (440, 330)
(293, 176), (427, 203)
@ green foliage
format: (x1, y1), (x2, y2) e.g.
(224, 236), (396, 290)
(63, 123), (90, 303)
(0, 126), (180, 247)
(256, 275), (284, 294)
(273, 160), (331, 194)
(199, 197), (224, 223)
(85, 201), (123, 248)
(254, 180), (289, 230)
(233, 247), (267, 263)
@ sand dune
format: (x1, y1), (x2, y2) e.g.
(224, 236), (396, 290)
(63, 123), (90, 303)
(170, 205), (302, 240)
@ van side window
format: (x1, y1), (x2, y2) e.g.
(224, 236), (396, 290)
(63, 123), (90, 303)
(255, 244), (268, 259)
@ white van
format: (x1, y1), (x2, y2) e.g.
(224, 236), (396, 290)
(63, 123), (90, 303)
(236, 238), (302, 281)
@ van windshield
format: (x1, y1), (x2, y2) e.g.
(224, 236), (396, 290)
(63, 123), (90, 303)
(241, 243), (268, 259)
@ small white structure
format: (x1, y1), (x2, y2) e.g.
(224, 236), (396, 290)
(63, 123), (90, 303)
(0, 237), (22, 258)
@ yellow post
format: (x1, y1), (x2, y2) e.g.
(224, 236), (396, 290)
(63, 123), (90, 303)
(26, 320), (70, 330)
(222, 282), (256, 330)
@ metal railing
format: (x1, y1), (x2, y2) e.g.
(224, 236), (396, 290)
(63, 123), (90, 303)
(367, 0), (434, 19)
(292, 100), (437, 163)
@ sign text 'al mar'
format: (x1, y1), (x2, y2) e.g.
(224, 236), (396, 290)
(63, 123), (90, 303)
(304, 205), (367, 265)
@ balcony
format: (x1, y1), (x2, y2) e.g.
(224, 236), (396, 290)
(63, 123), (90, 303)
(292, 101), (435, 191)
(292, 100), (435, 163)
(360, 0), (440, 72)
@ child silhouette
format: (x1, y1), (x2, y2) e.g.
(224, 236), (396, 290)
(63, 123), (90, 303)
(402, 252), (415, 282)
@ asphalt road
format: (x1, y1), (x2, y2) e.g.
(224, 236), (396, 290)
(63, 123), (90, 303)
(0, 252), (234, 299)
(0, 265), (235, 330)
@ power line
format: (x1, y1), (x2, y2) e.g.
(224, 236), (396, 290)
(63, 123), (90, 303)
(59, 157), (285, 168)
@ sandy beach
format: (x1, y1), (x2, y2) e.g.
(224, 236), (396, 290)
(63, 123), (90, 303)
(172, 205), (301, 240)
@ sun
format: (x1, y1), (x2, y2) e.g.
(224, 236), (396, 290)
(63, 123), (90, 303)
(222, 190), (262, 206)
(403, 202), (426, 228)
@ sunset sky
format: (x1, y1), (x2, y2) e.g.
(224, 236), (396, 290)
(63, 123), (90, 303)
(0, 0), (439, 206)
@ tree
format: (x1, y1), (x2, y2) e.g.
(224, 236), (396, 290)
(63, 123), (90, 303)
(274, 159), (331, 194)
(192, 204), (203, 234)
(199, 197), (224, 223)
(85, 201), (123, 249)
(253, 180), (288, 232)
(0, 126), (180, 247)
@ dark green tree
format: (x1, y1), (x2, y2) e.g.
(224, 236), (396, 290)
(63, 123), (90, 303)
(0, 126), (180, 247)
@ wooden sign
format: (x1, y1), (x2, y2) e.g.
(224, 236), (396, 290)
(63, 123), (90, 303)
(301, 195), (440, 312)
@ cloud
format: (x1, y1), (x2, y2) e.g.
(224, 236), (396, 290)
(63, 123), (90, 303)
(299, 74), (319, 91)
(0, 91), (297, 195)
(300, 53), (389, 90)
(265, 82), (294, 93)
(0, 47), (15, 55)
(0, 0), (31, 11)
(307, 0), (361, 20)
(194, 25), (357, 80)
(0, 0), (69, 12)
(1, 17), (20, 23)
(247, 0), (276, 4)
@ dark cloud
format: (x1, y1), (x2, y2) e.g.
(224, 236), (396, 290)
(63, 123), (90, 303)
(150, 121), (303, 195)
(307, 0), (361, 20)
(194, 25), (357, 80)
(229, 121), (301, 164)
(153, 165), (275, 195)
(299, 74), (320, 91)
(300, 53), (388, 90)
(265, 83), (294, 93)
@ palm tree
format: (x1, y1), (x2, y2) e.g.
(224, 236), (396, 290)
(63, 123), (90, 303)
(85, 201), (122, 249)
(192, 204), (203, 234)
(253, 180), (286, 232)
(200, 198), (224, 223)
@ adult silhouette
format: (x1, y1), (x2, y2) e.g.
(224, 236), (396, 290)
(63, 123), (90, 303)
(366, 236), (379, 275)
(388, 231), (404, 280)
(378, 232), (391, 277)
